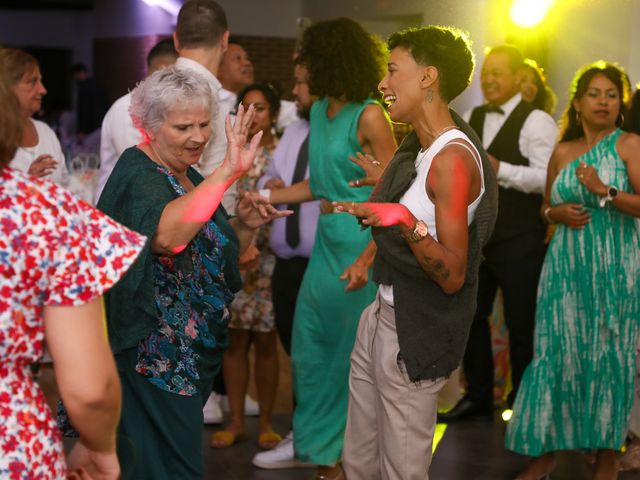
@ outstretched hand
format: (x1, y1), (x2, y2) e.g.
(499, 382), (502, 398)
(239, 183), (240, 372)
(348, 152), (383, 188)
(237, 191), (292, 230)
(333, 201), (414, 229)
(222, 104), (263, 180)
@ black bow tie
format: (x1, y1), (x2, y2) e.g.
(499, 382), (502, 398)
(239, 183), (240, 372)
(485, 104), (505, 115)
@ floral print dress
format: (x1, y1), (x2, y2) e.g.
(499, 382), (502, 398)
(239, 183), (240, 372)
(0, 167), (145, 479)
(230, 143), (278, 332)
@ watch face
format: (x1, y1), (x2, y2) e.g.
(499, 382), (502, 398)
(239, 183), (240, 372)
(609, 186), (618, 198)
(415, 221), (428, 237)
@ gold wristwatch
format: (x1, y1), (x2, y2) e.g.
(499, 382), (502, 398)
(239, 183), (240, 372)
(402, 220), (429, 243)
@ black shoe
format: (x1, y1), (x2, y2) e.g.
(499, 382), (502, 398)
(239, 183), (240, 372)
(437, 397), (492, 423)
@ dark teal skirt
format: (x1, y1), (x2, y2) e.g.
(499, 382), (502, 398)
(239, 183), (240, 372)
(116, 348), (216, 480)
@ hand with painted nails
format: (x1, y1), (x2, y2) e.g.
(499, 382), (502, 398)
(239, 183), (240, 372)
(348, 152), (383, 188)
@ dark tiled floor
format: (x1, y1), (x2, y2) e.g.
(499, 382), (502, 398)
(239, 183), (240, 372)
(202, 413), (640, 480)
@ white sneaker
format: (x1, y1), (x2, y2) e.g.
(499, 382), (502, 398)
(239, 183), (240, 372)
(252, 432), (315, 469)
(218, 394), (260, 416)
(202, 393), (223, 424)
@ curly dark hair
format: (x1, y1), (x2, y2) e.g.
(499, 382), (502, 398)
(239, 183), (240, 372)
(236, 82), (281, 118)
(387, 26), (474, 102)
(297, 17), (386, 103)
(560, 61), (630, 142)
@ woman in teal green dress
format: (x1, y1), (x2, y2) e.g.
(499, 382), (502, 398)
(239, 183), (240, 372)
(256, 18), (397, 478)
(506, 62), (640, 480)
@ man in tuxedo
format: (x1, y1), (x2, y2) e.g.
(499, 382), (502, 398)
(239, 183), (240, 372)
(439, 44), (557, 422)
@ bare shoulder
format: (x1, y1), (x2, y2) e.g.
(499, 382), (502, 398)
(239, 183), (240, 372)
(432, 141), (478, 177)
(359, 102), (389, 126)
(616, 131), (640, 161)
(551, 140), (582, 170)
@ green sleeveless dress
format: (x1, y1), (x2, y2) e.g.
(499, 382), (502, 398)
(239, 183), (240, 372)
(506, 129), (640, 455)
(291, 98), (378, 465)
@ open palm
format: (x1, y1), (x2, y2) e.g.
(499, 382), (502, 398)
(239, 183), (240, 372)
(223, 103), (263, 179)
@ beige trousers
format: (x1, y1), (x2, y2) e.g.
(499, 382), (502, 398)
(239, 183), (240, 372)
(343, 293), (447, 480)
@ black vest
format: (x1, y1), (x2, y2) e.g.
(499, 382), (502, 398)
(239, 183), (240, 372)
(371, 110), (499, 381)
(469, 101), (545, 249)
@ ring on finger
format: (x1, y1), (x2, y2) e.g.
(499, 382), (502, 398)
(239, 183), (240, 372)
(351, 201), (355, 209)
(371, 160), (381, 166)
(355, 179), (361, 186)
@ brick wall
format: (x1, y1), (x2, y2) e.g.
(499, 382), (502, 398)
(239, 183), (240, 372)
(231, 35), (297, 100)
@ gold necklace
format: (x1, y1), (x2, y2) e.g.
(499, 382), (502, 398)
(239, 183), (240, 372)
(419, 125), (459, 153)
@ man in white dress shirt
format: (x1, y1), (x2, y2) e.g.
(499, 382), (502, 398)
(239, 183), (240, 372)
(439, 44), (558, 422)
(173, 0), (239, 213)
(95, 39), (177, 202)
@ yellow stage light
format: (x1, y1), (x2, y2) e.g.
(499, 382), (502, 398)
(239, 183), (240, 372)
(502, 409), (513, 422)
(510, 0), (553, 28)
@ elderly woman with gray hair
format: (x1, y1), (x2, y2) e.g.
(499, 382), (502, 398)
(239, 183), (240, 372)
(97, 66), (288, 479)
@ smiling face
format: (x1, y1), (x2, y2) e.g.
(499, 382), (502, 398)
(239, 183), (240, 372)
(574, 73), (621, 130)
(13, 65), (47, 117)
(151, 104), (211, 171)
(219, 44), (254, 94)
(480, 52), (520, 106)
(241, 89), (274, 137)
(378, 47), (426, 124)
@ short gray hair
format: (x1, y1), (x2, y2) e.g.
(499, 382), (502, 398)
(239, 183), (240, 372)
(129, 66), (215, 134)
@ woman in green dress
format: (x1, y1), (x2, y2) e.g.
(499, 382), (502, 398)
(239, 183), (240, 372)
(506, 62), (640, 480)
(254, 18), (397, 479)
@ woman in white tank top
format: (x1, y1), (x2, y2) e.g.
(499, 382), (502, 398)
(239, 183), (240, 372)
(334, 26), (493, 480)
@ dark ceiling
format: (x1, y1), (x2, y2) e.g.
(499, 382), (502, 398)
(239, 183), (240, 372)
(0, 0), (94, 10)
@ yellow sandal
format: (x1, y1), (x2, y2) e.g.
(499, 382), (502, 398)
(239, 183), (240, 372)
(211, 430), (247, 449)
(258, 431), (282, 450)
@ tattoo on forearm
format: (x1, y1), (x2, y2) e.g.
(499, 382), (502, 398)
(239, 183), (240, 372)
(422, 255), (451, 280)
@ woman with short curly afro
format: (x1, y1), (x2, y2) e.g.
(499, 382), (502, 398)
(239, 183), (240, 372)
(255, 17), (397, 479)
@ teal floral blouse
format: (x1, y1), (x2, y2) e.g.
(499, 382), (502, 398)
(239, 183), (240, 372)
(135, 166), (235, 396)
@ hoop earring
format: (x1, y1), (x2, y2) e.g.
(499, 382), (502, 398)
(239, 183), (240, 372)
(617, 112), (625, 126)
(427, 89), (434, 103)
(575, 111), (581, 124)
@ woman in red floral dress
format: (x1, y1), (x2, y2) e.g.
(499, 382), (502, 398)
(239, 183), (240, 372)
(0, 50), (145, 479)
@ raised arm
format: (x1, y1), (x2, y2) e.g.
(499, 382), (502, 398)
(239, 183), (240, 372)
(152, 105), (262, 255)
(357, 103), (397, 169)
(335, 144), (480, 294)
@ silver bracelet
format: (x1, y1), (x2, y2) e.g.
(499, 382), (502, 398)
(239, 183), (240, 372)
(258, 188), (271, 202)
(543, 206), (555, 224)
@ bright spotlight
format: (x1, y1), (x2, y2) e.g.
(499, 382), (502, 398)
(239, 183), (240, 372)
(501, 409), (513, 422)
(510, 0), (553, 28)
